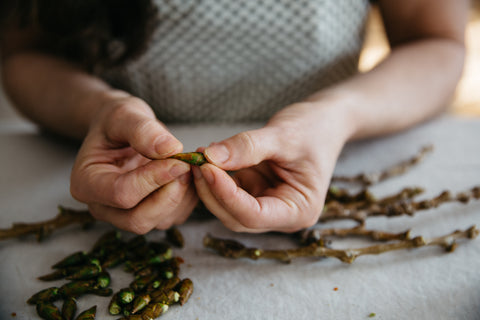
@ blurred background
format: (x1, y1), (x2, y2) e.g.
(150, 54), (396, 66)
(1, 2), (480, 120)
(360, 1), (480, 117)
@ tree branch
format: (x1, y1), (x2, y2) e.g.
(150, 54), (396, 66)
(204, 226), (479, 264)
(331, 145), (433, 186)
(0, 206), (94, 241)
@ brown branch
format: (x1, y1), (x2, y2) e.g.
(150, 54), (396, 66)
(0, 206), (94, 241)
(319, 186), (480, 224)
(204, 226), (479, 264)
(322, 187), (424, 223)
(298, 225), (411, 245)
(332, 145), (433, 186)
(376, 187), (425, 206)
(326, 187), (377, 205)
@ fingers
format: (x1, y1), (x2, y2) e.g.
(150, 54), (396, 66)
(193, 164), (306, 232)
(89, 175), (198, 234)
(72, 158), (190, 209)
(104, 100), (183, 159)
(231, 166), (273, 197)
(165, 181), (198, 227)
(203, 127), (280, 170)
(156, 175), (199, 228)
(192, 166), (261, 233)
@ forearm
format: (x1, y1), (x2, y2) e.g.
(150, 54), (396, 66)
(307, 38), (465, 141)
(1, 52), (123, 139)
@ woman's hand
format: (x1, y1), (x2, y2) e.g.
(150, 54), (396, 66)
(70, 94), (198, 234)
(193, 101), (353, 233)
(191, 0), (467, 234)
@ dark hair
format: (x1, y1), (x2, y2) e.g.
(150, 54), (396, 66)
(0, 0), (158, 72)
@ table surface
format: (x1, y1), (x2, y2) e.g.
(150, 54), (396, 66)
(0, 115), (479, 320)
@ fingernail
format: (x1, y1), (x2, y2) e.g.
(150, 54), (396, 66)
(205, 144), (230, 164)
(201, 166), (214, 185)
(169, 162), (190, 178)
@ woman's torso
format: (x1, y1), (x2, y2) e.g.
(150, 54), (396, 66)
(102, 0), (371, 123)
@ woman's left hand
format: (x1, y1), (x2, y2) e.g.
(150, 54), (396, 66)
(193, 101), (352, 233)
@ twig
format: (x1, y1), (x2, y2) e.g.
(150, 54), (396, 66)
(319, 186), (480, 224)
(332, 145), (433, 186)
(0, 206), (94, 241)
(324, 186), (424, 215)
(298, 225), (411, 245)
(204, 226), (479, 264)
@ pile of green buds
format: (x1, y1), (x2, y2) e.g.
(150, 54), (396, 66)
(27, 228), (193, 320)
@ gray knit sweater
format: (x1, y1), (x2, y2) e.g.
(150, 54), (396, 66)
(102, 0), (370, 123)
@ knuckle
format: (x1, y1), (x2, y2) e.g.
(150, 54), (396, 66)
(239, 216), (262, 230)
(126, 213), (154, 235)
(129, 224), (152, 235)
(133, 119), (168, 151)
(134, 118), (157, 138)
(110, 194), (133, 210)
(110, 96), (149, 116)
(107, 101), (133, 126)
(235, 131), (258, 155)
(302, 215), (319, 229)
(106, 98), (154, 132)
(299, 210), (320, 230)
(136, 164), (164, 192)
(173, 214), (189, 226)
(162, 191), (182, 209)
(155, 220), (174, 230)
(111, 181), (138, 209)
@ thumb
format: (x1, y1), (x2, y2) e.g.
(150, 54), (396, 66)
(204, 127), (280, 170)
(105, 105), (183, 159)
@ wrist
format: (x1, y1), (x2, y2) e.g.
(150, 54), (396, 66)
(303, 88), (363, 144)
(305, 92), (358, 146)
(266, 99), (352, 168)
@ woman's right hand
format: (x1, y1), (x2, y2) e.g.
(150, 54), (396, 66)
(70, 93), (198, 234)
